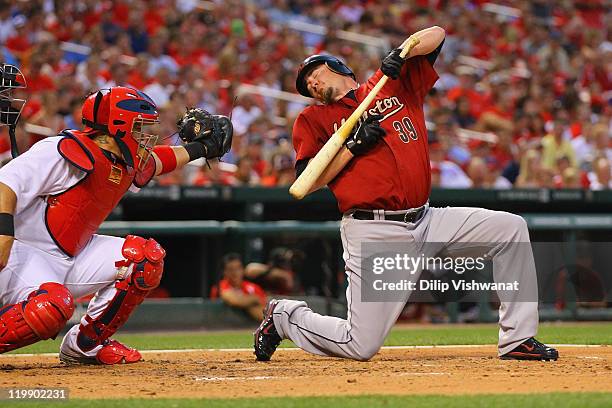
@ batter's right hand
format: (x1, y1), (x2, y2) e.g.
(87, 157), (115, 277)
(345, 114), (386, 156)
(0, 235), (14, 271)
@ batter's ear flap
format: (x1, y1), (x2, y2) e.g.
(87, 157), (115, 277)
(57, 132), (95, 173)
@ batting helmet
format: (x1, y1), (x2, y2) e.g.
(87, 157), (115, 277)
(295, 55), (355, 98)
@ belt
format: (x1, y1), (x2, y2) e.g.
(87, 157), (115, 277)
(352, 205), (427, 223)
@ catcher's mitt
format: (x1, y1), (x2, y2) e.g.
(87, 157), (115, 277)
(177, 108), (233, 159)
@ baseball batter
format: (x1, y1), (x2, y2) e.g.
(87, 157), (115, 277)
(254, 27), (558, 362)
(0, 72), (232, 364)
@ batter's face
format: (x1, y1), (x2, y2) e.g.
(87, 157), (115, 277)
(305, 64), (346, 104)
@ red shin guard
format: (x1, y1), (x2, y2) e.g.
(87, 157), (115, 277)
(76, 235), (165, 352)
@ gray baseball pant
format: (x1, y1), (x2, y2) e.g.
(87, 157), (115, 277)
(272, 206), (538, 361)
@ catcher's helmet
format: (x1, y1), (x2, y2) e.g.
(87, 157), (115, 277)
(82, 86), (159, 170)
(82, 89), (110, 132)
(295, 54), (355, 98)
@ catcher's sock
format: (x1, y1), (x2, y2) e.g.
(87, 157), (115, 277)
(59, 325), (101, 359)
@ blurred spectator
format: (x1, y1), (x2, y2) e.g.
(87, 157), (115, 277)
(555, 241), (608, 310)
(466, 157), (488, 188)
(191, 160), (235, 186)
(516, 149), (544, 188)
(588, 157), (612, 190)
(29, 92), (65, 135)
(261, 152), (295, 186)
(571, 122), (597, 167)
(245, 247), (296, 295)
(143, 66), (175, 108)
(5, 15), (31, 57)
(24, 54), (55, 93)
(430, 142), (472, 188)
(560, 167), (582, 189)
(244, 135), (267, 177)
(0, 0), (609, 190)
(234, 156), (260, 186)
(210, 253), (266, 321)
(466, 157), (512, 189)
(232, 94), (263, 136)
(0, 5), (15, 44)
(541, 118), (577, 171)
(127, 9), (149, 54)
(146, 33), (179, 77)
(591, 123), (612, 164)
(431, 163), (441, 187)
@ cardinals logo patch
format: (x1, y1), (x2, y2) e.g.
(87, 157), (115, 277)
(108, 165), (123, 184)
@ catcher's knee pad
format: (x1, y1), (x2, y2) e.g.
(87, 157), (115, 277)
(117, 235), (166, 290)
(0, 282), (75, 354)
(77, 235), (165, 352)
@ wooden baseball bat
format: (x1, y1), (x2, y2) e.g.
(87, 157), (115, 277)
(289, 36), (420, 200)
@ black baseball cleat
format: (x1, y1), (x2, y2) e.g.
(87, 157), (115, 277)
(254, 299), (282, 361)
(500, 337), (559, 361)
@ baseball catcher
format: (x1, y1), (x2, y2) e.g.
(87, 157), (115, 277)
(0, 78), (232, 364)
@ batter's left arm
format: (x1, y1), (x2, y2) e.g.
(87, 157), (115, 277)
(403, 26), (445, 59)
(381, 26), (445, 80)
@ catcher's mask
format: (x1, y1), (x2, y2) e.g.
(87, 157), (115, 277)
(0, 64), (27, 157)
(106, 86), (159, 170)
(295, 54), (355, 98)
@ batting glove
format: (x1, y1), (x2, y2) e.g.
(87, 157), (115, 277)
(345, 114), (386, 156)
(381, 48), (405, 80)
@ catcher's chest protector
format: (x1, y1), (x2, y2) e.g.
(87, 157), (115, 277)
(46, 130), (134, 257)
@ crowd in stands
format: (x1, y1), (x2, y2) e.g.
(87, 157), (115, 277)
(1, 0), (610, 189)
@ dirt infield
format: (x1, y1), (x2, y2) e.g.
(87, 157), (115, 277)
(1, 346), (611, 399)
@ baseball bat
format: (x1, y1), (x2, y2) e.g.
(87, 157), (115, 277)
(289, 36), (420, 200)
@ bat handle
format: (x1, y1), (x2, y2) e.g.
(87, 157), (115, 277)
(399, 36), (420, 59)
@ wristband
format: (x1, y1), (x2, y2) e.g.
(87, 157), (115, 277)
(152, 145), (178, 174)
(0, 213), (14, 236)
(184, 142), (207, 162)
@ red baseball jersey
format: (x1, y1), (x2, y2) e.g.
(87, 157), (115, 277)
(292, 56), (438, 213)
(210, 279), (267, 305)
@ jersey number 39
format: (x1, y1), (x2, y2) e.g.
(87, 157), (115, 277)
(392, 116), (418, 143)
